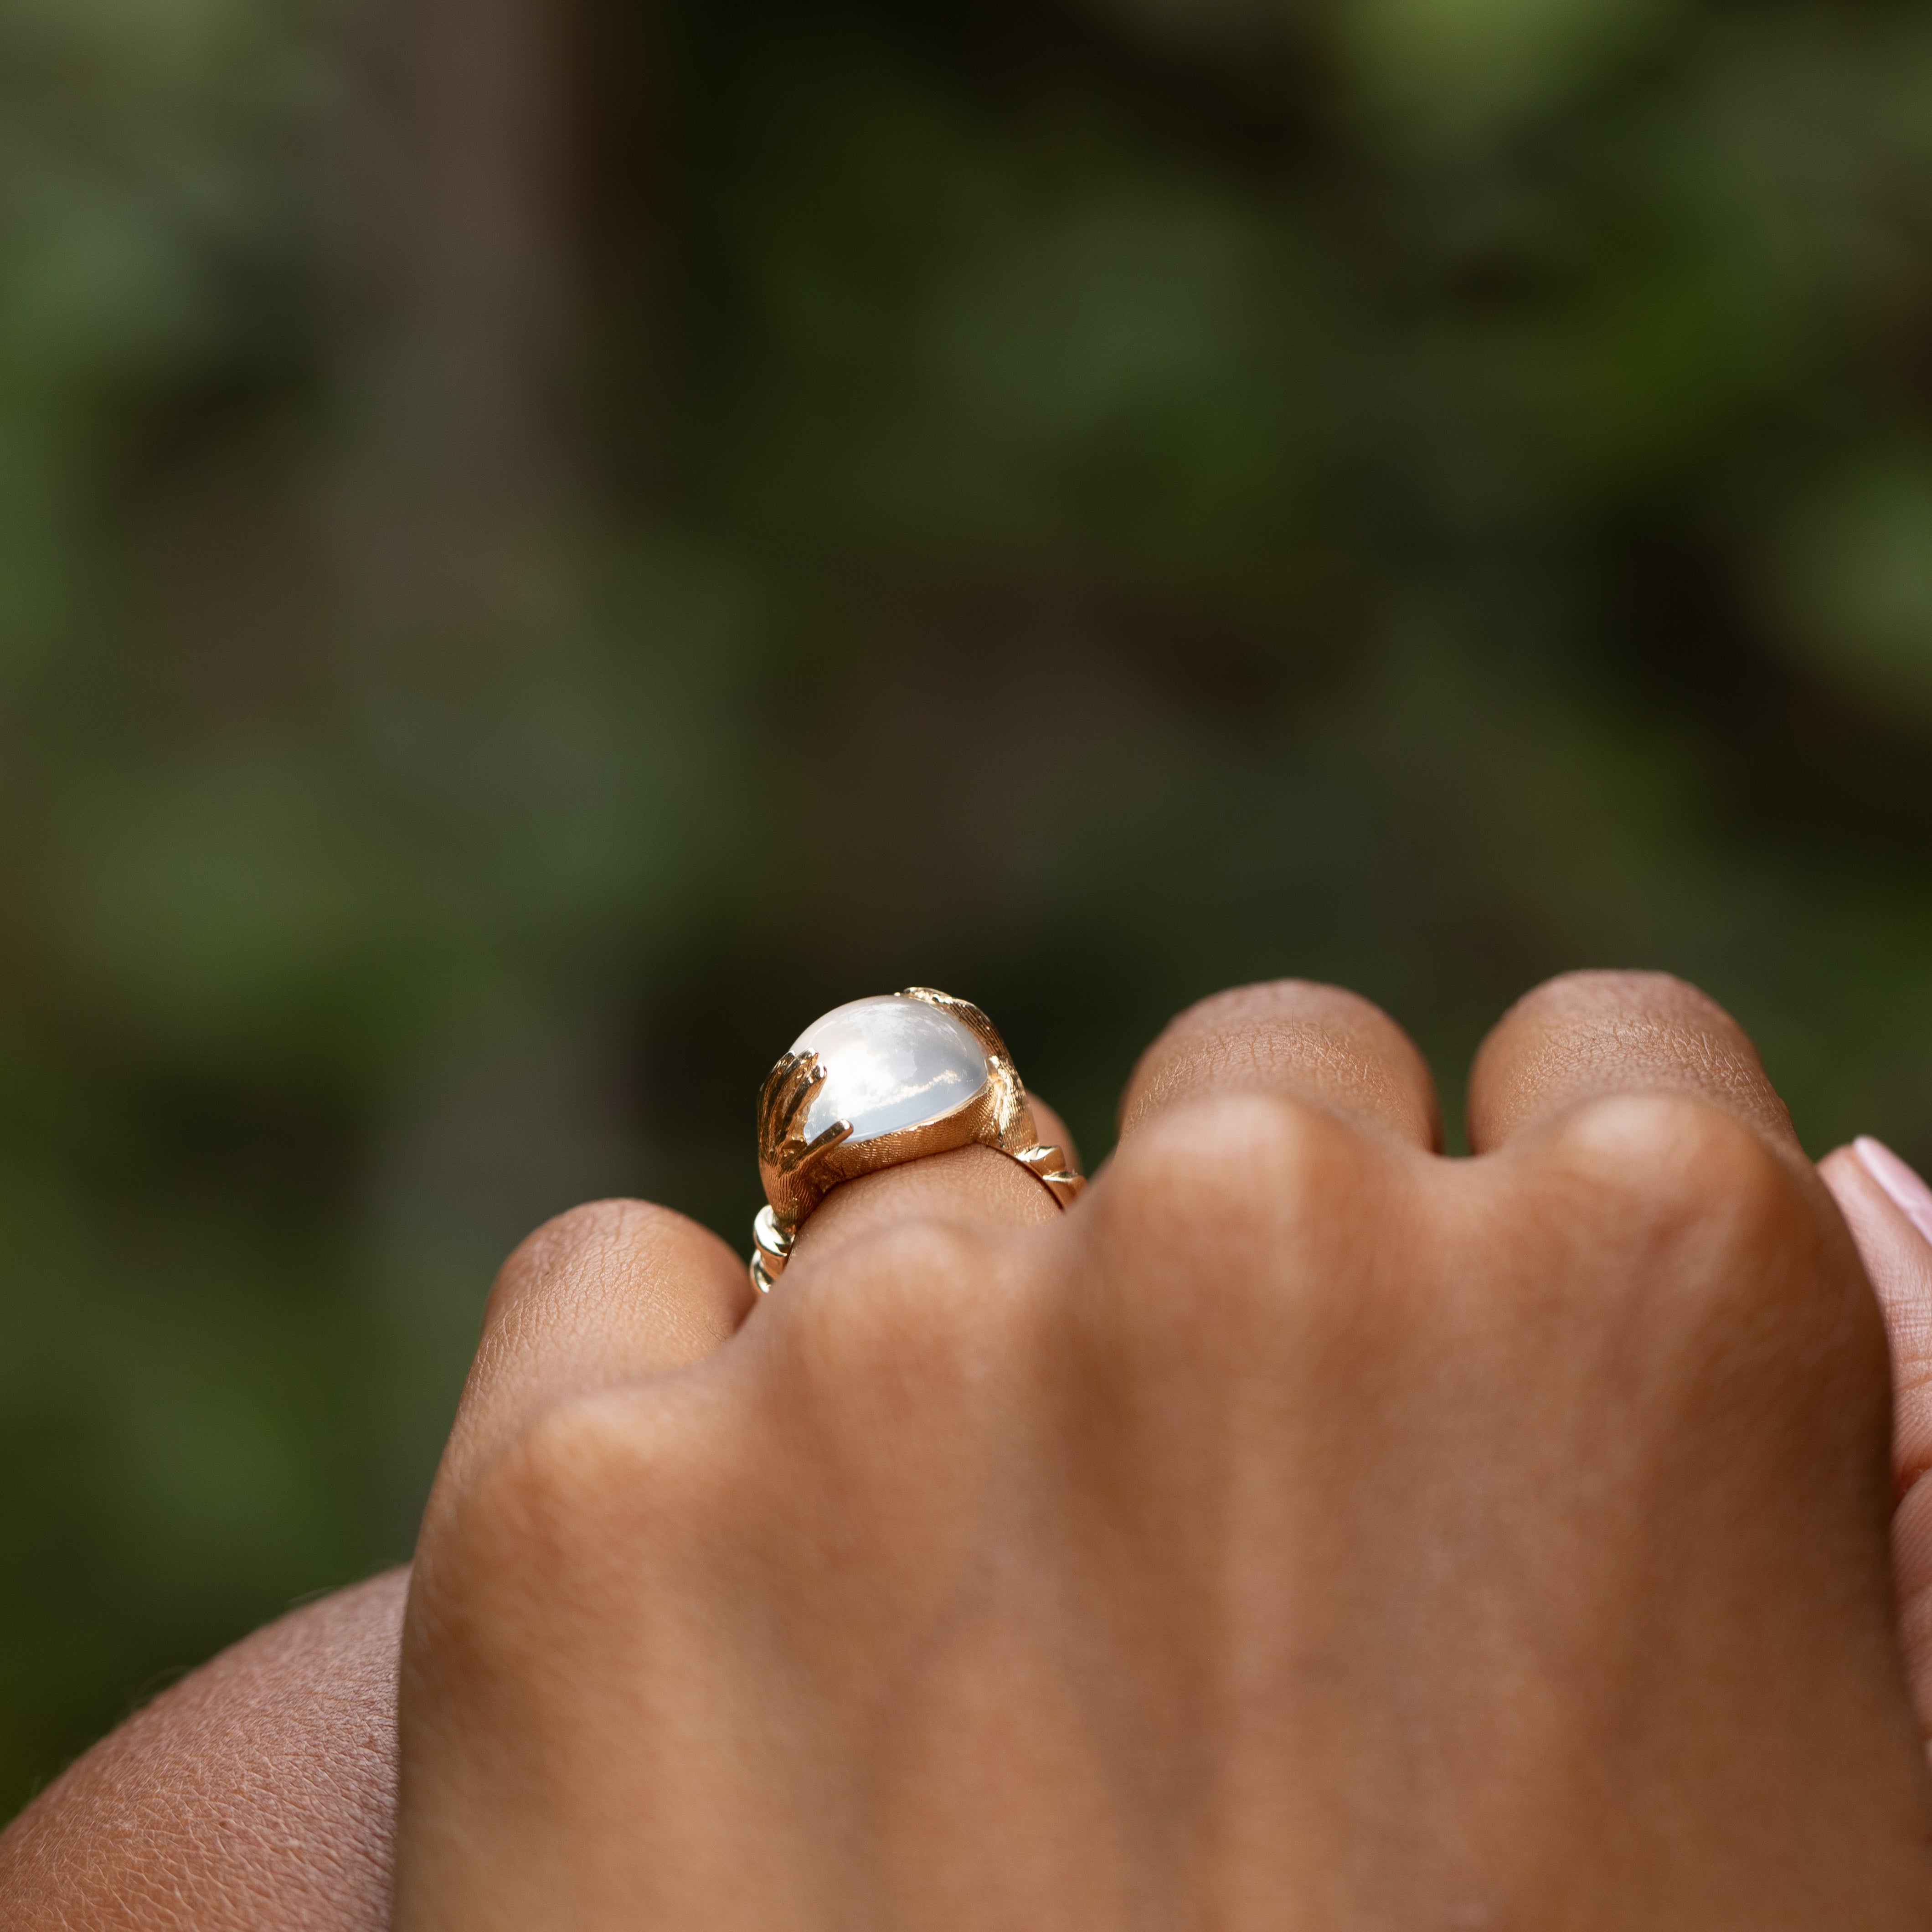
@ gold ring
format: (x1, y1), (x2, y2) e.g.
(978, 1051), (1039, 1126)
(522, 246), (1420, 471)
(749, 987), (1085, 1292)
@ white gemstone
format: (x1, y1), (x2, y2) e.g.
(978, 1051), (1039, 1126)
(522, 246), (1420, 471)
(791, 994), (989, 1144)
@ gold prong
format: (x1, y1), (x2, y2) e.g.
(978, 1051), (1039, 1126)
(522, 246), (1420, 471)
(773, 1057), (827, 1144)
(781, 1116), (853, 1178)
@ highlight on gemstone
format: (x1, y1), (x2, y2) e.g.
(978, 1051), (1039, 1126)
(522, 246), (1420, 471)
(790, 994), (989, 1144)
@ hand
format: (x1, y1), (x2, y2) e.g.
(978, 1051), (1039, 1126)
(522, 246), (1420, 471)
(389, 972), (1932, 1929)
(11, 971), (1932, 1929)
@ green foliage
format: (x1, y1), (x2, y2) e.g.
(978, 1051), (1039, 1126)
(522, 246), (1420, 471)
(4, 0), (1932, 1816)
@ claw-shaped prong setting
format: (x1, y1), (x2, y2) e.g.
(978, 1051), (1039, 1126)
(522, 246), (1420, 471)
(754, 1048), (860, 1251)
(758, 1050), (855, 1186)
(758, 1052), (823, 1157)
(782, 1116), (854, 1178)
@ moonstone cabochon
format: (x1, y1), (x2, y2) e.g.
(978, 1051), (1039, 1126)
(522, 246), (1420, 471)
(790, 995), (990, 1145)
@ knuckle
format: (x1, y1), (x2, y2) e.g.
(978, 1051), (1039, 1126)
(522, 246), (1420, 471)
(1560, 1088), (1780, 1206)
(777, 1218), (1019, 1418)
(1529, 1092), (1892, 1463)
(1109, 1089), (1362, 1246)
(1096, 1091), (1393, 1350)
(424, 1390), (706, 1661)
(749, 1221), (1024, 1530)
(1547, 1092), (1814, 1312)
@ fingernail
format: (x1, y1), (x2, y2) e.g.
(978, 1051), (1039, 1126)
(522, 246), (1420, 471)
(1855, 1137), (1932, 1247)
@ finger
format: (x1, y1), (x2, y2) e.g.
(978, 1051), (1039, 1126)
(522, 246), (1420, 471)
(1115, 979), (1441, 1150)
(433, 1198), (751, 1504)
(1820, 1138), (1932, 1737)
(1465, 970), (1800, 1157)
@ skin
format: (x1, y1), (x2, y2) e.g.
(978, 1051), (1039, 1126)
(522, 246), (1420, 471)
(0, 1571), (407, 1931)
(6, 971), (1932, 1926)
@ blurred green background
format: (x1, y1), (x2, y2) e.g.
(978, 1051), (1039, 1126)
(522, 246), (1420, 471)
(5, 0), (1932, 1819)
